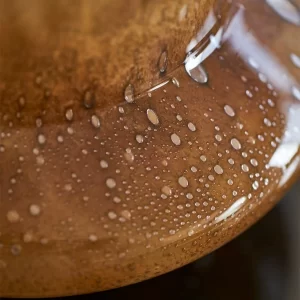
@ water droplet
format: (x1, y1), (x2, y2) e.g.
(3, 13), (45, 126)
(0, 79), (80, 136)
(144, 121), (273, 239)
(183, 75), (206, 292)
(214, 165), (224, 175)
(89, 234), (98, 242)
(178, 176), (189, 188)
(108, 211), (117, 220)
(185, 62), (208, 84)
(65, 108), (73, 121)
(6, 210), (20, 223)
(186, 193), (193, 199)
(147, 109), (160, 125)
(188, 122), (196, 132)
(161, 185), (172, 196)
(246, 90), (253, 98)
(241, 164), (249, 172)
(135, 134), (144, 144)
(124, 84), (135, 103)
(224, 105), (235, 117)
(120, 210), (131, 220)
(266, 0), (300, 26)
(91, 115), (101, 128)
(37, 134), (46, 145)
(57, 135), (64, 143)
(172, 77), (180, 87)
(64, 184), (72, 191)
(124, 149), (134, 163)
(106, 178), (116, 189)
(100, 160), (108, 169)
(171, 133), (181, 146)
(200, 155), (207, 162)
(290, 53), (300, 68)
(158, 51), (168, 73)
(83, 89), (95, 108)
(231, 138), (242, 150)
(29, 204), (41, 216)
(250, 158), (258, 167)
(113, 196), (121, 203)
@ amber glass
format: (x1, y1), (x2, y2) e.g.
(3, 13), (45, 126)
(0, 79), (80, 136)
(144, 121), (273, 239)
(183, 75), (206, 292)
(0, 0), (300, 297)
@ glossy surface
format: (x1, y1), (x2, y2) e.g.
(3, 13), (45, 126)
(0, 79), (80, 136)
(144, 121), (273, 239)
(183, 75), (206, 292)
(0, 0), (300, 297)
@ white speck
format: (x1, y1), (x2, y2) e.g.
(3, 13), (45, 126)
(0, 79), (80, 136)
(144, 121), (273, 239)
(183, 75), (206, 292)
(64, 184), (72, 191)
(250, 158), (258, 167)
(241, 164), (249, 172)
(37, 134), (46, 144)
(106, 178), (116, 189)
(246, 90), (253, 98)
(7, 210), (20, 223)
(252, 181), (259, 190)
(172, 77), (180, 87)
(57, 135), (64, 143)
(100, 160), (108, 169)
(108, 211), (117, 220)
(89, 234), (98, 242)
(36, 155), (45, 165)
(29, 204), (41, 216)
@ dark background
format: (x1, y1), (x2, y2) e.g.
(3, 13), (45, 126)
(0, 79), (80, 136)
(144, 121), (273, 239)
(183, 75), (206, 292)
(2, 181), (300, 300)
